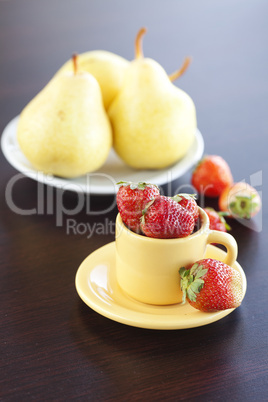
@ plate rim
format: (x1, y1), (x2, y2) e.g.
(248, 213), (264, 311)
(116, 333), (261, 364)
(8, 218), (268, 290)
(1, 115), (204, 195)
(75, 242), (247, 330)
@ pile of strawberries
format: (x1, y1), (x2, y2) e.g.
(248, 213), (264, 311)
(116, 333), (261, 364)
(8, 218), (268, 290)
(117, 154), (262, 240)
(191, 154), (262, 231)
(115, 152), (257, 313)
(116, 181), (199, 238)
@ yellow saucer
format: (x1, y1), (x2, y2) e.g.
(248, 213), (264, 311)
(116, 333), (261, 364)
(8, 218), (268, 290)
(75, 242), (247, 330)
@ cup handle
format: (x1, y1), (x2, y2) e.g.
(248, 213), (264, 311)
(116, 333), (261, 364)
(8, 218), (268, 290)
(207, 230), (238, 267)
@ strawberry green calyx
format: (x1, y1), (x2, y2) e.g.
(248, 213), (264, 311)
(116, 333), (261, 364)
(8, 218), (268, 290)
(172, 193), (197, 203)
(205, 206), (228, 216)
(116, 181), (159, 191)
(217, 212), (231, 231)
(229, 194), (259, 219)
(179, 264), (208, 304)
(205, 207), (231, 231)
(140, 198), (156, 225)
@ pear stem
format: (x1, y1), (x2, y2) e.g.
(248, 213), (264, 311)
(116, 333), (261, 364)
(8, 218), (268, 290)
(169, 56), (192, 82)
(72, 53), (78, 75)
(135, 27), (147, 59)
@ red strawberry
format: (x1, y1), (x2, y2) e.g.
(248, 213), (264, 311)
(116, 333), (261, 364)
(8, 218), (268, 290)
(204, 207), (231, 232)
(191, 155), (233, 197)
(172, 193), (199, 223)
(219, 182), (262, 219)
(180, 259), (244, 312)
(116, 181), (160, 233)
(140, 195), (195, 239)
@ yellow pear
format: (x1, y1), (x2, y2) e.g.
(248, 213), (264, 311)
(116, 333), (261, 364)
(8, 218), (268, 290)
(56, 50), (129, 110)
(17, 54), (112, 178)
(108, 28), (197, 169)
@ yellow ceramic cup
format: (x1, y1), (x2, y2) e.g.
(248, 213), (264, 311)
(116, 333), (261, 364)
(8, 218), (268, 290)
(115, 208), (238, 305)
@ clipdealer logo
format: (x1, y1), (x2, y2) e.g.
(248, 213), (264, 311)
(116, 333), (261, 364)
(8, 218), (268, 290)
(4, 170), (263, 236)
(5, 172), (118, 237)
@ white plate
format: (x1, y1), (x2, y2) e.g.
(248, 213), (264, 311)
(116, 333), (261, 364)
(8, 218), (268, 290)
(75, 242), (247, 330)
(1, 115), (204, 194)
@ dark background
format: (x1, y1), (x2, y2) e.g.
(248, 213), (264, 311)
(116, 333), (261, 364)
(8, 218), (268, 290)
(0, 1), (267, 400)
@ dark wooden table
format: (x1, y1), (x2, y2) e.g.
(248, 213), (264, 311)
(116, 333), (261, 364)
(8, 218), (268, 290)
(1, 1), (267, 400)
